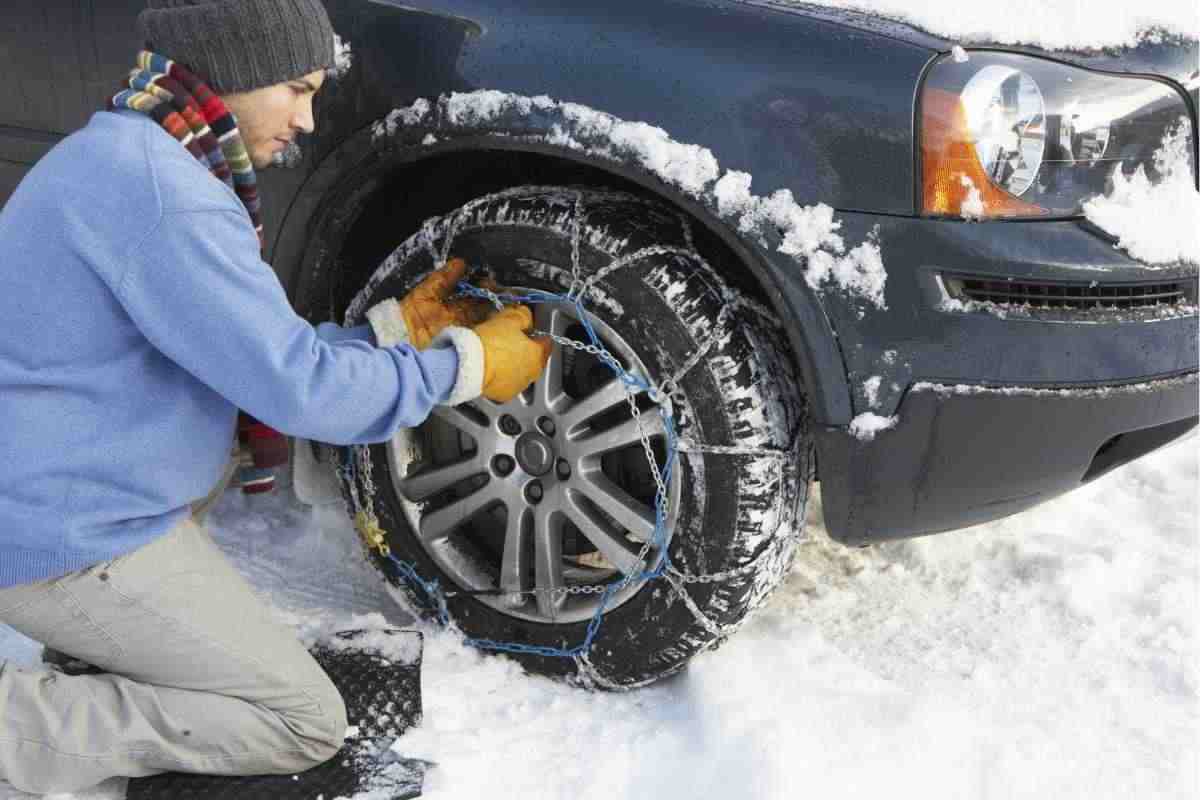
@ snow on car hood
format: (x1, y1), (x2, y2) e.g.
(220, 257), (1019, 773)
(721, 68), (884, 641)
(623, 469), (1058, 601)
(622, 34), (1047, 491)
(1083, 119), (1200, 266)
(746, 0), (1199, 52)
(374, 90), (888, 308)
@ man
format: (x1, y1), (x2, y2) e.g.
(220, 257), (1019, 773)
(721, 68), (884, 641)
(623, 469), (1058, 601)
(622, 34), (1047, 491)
(0, 0), (549, 794)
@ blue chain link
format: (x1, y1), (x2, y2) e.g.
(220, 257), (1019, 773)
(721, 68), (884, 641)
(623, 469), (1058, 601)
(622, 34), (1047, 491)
(346, 281), (680, 659)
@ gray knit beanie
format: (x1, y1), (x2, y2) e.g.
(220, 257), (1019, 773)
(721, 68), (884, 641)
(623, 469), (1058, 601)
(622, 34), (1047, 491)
(137, 0), (336, 94)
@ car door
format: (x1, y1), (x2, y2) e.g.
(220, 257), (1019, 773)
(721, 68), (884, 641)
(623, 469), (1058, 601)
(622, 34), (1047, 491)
(0, 0), (141, 206)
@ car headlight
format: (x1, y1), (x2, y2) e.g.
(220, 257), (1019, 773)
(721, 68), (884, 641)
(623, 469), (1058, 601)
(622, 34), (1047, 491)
(962, 64), (1047, 198)
(920, 51), (1195, 218)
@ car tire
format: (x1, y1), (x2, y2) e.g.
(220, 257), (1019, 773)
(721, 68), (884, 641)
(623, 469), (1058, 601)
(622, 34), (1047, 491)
(338, 185), (812, 688)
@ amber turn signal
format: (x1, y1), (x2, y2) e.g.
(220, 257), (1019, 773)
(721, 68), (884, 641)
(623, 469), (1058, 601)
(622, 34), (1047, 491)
(920, 89), (1046, 218)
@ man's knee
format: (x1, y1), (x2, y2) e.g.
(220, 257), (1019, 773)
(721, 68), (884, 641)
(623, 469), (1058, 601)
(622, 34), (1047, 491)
(284, 678), (349, 766)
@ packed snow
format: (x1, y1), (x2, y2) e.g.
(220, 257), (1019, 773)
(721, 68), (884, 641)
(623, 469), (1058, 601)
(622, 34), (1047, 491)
(1, 434), (1194, 800)
(1083, 119), (1200, 267)
(751, 0), (1200, 50)
(914, 372), (1199, 399)
(373, 91), (888, 308)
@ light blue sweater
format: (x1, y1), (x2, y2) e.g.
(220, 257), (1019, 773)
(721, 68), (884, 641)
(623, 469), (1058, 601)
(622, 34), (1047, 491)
(0, 109), (458, 588)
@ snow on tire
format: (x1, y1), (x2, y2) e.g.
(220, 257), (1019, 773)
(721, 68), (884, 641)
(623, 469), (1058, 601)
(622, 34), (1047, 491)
(339, 185), (812, 688)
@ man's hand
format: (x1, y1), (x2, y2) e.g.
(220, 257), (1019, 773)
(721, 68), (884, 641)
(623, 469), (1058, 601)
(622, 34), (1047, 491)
(367, 257), (494, 349)
(399, 257), (482, 350)
(443, 274), (500, 331)
(472, 305), (554, 403)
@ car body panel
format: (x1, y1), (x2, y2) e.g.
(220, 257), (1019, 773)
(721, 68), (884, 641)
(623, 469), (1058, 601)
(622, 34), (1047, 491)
(312, 0), (931, 214)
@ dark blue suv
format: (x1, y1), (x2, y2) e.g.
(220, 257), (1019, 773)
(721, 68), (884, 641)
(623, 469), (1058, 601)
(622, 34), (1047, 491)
(2, 0), (1195, 686)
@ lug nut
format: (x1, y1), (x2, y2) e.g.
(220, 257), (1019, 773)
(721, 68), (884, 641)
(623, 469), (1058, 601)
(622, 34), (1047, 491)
(555, 458), (571, 480)
(525, 480), (544, 504)
(537, 416), (556, 436)
(492, 454), (515, 476)
(500, 415), (522, 436)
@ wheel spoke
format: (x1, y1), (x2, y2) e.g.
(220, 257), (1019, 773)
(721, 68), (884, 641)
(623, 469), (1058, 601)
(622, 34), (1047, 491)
(533, 506), (567, 618)
(398, 455), (485, 502)
(430, 404), (493, 442)
(576, 471), (657, 543)
(562, 562), (614, 582)
(500, 505), (530, 604)
(575, 411), (665, 458)
(563, 490), (646, 577)
(419, 481), (503, 543)
(560, 378), (640, 434)
(531, 303), (567, 412)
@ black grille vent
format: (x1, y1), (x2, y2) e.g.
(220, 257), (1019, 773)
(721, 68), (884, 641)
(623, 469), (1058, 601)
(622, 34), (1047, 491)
(947, 277), (1195, 310)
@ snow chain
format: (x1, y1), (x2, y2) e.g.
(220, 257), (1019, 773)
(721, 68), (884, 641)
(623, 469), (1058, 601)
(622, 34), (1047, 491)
(339, 189), (798, 661)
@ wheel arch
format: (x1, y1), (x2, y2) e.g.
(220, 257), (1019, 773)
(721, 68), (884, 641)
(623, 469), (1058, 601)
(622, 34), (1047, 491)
(273, 121), (853, 427)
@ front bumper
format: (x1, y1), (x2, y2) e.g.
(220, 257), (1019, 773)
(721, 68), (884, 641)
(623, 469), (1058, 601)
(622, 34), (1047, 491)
(808, 214), (1198, 544)
(817, 372), (1197, 545)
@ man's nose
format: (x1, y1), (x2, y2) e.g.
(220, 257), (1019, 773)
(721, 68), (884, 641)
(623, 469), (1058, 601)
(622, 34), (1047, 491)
(292, 101), (315, 135)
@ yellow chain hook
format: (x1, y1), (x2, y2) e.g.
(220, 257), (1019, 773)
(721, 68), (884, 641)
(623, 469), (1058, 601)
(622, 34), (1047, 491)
(354, 509), (392, 558)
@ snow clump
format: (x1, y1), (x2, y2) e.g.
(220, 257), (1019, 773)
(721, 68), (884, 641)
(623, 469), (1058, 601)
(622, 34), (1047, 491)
(862, 375), (882, 408)
(959, 175), (985, 220)
(445, 90), (556, 127)
(329, 33), (352, 78)
(373, 90), (887, 308)
(373, 98), (433, 139)
(558, 102), (721, 194)
(713, 171), (887, 307)
(849, 412), (898, 440)
(1083, 118), (1200, 266)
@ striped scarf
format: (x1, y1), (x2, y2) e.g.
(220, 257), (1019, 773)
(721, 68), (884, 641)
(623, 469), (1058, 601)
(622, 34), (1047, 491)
(109, 51), (264, 249)
(107, 51), (284, 494)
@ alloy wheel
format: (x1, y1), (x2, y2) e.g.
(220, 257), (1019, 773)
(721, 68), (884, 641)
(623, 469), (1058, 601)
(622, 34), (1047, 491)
(385, 296), (680, 623)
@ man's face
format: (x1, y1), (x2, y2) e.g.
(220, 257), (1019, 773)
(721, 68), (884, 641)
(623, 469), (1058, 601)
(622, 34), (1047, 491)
(220, 69), (326, 170)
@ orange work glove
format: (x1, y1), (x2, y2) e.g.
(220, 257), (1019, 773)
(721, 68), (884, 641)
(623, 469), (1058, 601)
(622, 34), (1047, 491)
(366, 257), (493, 349)
(471, 305), (554, 403)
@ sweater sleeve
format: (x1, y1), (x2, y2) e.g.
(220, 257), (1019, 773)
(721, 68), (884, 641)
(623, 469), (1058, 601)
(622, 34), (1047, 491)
(315, 321), (376, 346)
(117, 208), (456, 445)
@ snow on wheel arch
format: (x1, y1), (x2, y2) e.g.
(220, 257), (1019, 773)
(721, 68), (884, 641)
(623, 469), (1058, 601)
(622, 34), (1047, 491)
(371, 90), (888, 310)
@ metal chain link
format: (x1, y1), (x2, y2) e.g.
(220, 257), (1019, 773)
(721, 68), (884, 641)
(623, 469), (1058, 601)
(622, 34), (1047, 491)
(339, 190), (793, 655)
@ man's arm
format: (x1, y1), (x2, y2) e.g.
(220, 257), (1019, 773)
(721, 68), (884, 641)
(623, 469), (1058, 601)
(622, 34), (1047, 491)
(117, 208), (460, 445)
(313, 321), (375, 346)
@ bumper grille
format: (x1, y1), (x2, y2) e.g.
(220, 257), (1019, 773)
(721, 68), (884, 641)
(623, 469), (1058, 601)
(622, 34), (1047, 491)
(946, 276), (1196, 310)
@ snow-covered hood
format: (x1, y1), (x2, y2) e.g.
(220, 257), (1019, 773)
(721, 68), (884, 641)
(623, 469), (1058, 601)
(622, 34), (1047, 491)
(743, 1), (1200, 86)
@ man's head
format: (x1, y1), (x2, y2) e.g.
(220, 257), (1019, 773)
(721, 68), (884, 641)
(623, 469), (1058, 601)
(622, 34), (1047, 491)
(220, 69), (325, 169)
(137, 0), (335, 169)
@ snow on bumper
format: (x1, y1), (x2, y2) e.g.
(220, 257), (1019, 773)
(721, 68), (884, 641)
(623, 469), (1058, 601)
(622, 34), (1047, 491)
(816, 372), (1199, 544)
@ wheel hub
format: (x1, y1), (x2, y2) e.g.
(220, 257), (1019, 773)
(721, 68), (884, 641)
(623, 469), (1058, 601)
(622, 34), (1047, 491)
(514, 431), (555, 476)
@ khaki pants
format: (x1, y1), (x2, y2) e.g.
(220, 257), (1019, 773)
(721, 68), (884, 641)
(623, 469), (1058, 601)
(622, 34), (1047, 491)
(0, 459), (347, 795)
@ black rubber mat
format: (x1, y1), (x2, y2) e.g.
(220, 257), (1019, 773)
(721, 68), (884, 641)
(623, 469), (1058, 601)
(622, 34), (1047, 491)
(126, 628), (426, 800)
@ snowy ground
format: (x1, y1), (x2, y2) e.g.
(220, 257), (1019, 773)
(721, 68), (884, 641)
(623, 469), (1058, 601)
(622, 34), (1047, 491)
(1, 434), (1195, 800)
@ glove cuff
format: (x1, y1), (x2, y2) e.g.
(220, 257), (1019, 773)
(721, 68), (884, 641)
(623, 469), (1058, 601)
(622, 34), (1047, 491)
(432, 326), (485, 406)
(366, 298), (410, 347)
